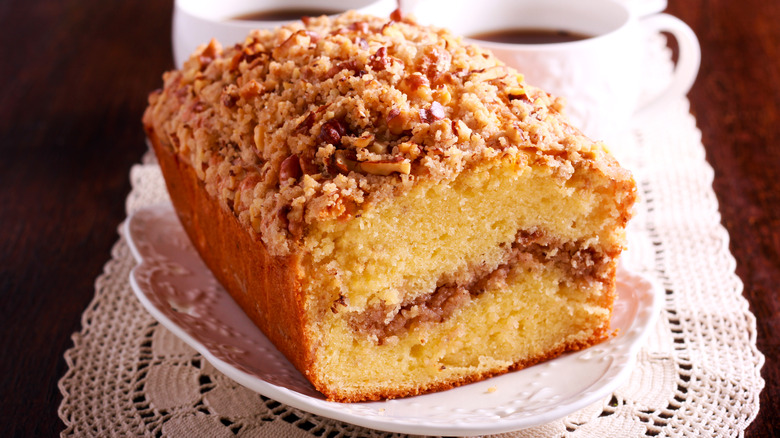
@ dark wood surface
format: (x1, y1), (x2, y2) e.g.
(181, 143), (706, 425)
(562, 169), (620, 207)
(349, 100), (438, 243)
(0, 1), (777, 436)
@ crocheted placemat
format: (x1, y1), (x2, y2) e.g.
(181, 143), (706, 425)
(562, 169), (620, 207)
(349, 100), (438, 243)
(58, 40), (764, 438)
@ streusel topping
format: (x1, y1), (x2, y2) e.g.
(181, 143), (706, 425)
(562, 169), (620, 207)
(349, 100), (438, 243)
(143, 11), (608, 255)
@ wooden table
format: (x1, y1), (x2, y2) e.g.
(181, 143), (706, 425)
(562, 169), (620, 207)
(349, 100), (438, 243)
(1, 1), (777, 436)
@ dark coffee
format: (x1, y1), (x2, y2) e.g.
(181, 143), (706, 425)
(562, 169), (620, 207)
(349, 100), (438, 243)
(232, 8), (341, 21)
(469, 28), (593, 44)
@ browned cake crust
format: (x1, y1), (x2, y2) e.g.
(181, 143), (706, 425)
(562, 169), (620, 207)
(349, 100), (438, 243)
(146, 126), (315, 377)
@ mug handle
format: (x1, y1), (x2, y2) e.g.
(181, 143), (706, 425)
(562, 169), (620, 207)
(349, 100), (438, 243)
(631, 0), (668, 17)
(634, 13), (701, 118)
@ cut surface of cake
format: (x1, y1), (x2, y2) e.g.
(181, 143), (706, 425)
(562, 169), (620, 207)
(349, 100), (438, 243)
(142, 11), (636, 402)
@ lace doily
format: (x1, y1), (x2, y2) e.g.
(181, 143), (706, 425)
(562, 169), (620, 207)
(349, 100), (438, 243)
(59, 44), (765, 438)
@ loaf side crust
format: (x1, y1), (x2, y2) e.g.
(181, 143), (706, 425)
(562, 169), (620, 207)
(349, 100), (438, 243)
(146, 125), (316, 381)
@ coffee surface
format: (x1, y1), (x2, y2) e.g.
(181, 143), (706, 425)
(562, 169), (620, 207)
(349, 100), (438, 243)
(470, 28), (592, 44)
(232, 8), (341, 21)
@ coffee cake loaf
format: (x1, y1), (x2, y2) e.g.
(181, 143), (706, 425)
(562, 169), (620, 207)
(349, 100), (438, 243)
(142, 11), (636, 402)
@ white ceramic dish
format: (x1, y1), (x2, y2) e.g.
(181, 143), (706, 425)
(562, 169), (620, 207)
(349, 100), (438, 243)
(125, 204), (662, 436)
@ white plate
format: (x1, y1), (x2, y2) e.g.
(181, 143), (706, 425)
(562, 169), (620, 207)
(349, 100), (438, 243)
(125, 204), (662, 436)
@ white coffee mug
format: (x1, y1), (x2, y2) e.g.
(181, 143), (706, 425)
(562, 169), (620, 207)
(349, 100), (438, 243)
(411, 0), (700, 144)
(172, 0), (396, 68)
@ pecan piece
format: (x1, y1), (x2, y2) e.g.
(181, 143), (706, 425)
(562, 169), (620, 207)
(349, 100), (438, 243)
(294, 111), (316, 135)
(400, 72), (432, 100)
(508, 87), (533, 104)
(319, 119), (347, 146)
(349, 21), (370, 33)
(369, 47), (392, 71)
(279, 155), (302, 183)
(397, 141), (421, 159)
(419, 101), (445, 123)
(273, 30), (316, 59)
(221, 92), (237, 108)
(353, 132), (374, 149)
(386, 108), (411, 135)
(327, 59), (367, 78)
(470, 66), (509, 82)
(333, 150), (359, 173)
(359, 159), (411, 175)
(355, 37), (369, 51)
(239, 79), (264, 100)
(197, 39), (220, 70)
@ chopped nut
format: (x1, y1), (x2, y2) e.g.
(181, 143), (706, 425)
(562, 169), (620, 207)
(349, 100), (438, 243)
(333, 150), (358, 173)
(400, 72), (432, 101)
(231, 41), (268, 70)
(507, 86), (525, 96)
(508, 87), (533, 104)
(381, 21), (403, 38)
(419, 101), (445, 123)
(273, 30), (314, 59)
(397, 142), (415, 154)
(298, 153), (319, 175)
(294, 111), (317, 135)
(433, 87), (452, 105)
(359, 159), (411, 175)
(418, 45), (452, 79)
(507, 123), (530, 144)
(277, 205), (290, 228)
(279, 155), (302, 183)
(470, 66), (508, 82)
(190, 101), (206, 113)
(355, 37), (369, 51)
(452, 120), (472, 143)
(369, 47), (392, 71)
(431, 72), (455, 88)
(228, 51), (243, 71)
(354, 132), (375, 148)
(327, 59), (367, 78)
(221, 91), (238, 108)
(304, 30), (321, 43)
(197, 39), (220, 70)
(319, 119), (347, 146)
(386, 108), (411, 135)
(239, 173), (261, 192)
(253, 125), (265, 151)
(397, 141), (421, 159)
(193, 79), (208, 94)
(368, 142), (387, 155)
(349, 21), (370, 33)
(239, 80), (264, 100)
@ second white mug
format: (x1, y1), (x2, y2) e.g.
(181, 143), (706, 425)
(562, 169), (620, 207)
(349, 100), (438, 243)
(411, 0), (701, 144)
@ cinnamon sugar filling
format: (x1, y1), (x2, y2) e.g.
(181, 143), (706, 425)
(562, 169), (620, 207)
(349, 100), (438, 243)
(347, 228), (612, 343)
